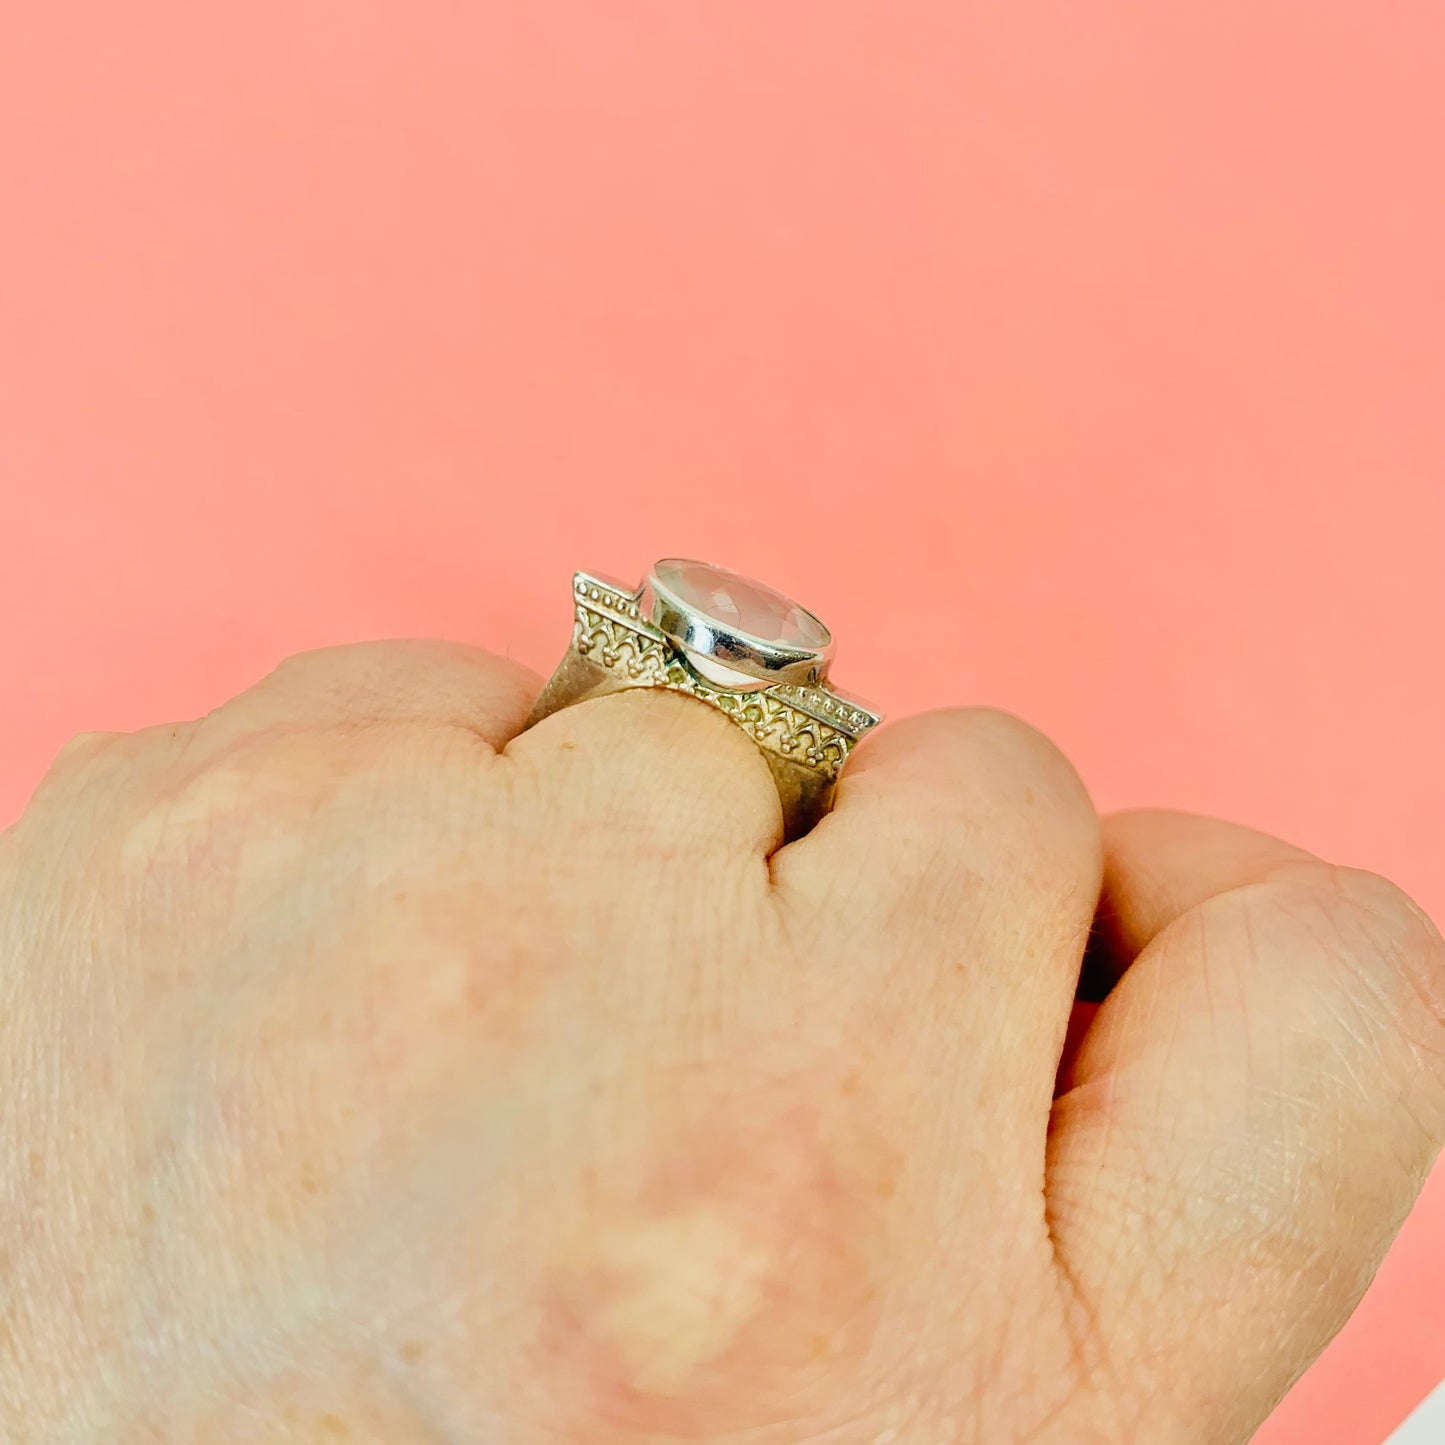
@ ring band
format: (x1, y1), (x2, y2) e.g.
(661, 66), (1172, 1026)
(525, 561), (882, 839)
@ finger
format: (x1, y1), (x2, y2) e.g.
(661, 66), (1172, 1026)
(1048, 813), (1445, 1442)
(221, 640), (541, 749)
(507, 686), (785, 858)
(772, 709), (1102, 1124)
(17, 644), (541, 841)
(1091, 808), (1316, 979)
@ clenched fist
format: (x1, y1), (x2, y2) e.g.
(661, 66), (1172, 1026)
(2, 642), (1442, 1443)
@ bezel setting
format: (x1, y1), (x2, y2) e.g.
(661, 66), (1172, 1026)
(641, 558), (835, 691)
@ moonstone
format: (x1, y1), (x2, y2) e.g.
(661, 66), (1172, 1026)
(654, 559), (829, 649)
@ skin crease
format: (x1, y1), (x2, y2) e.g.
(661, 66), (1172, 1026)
(0, 642), (1441, 1444)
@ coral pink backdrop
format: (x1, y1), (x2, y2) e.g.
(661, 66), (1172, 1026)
(2, 4), (1442, 1438)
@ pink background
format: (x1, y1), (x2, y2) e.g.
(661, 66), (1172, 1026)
(2, 3), (1442, 1438)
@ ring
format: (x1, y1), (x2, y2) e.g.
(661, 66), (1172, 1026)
(525, 558), (883, 838)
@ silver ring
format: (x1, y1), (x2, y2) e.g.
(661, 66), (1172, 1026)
(525, 558), (882, 838)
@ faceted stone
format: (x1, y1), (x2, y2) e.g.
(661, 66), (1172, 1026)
(653, 559), (829, 650)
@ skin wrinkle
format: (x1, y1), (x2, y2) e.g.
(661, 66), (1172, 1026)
(1040, 1178), (1111, 1409)
(1057, 867), (1439, 1433)
(1252, 875), (1445, 1137)
(1264, 866), (1445, 1040)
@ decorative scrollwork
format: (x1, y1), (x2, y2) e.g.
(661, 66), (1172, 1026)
(571, 595), (855, 780)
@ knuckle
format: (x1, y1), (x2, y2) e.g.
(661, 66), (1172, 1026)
(1247, 866), (1445, 1136)
(17, 729), (151, 836)
(1334, 867), (1444, 955)
(915, 705), (1056, 763)
(962, 708), (1094, 819)
(242, 640), (534, 728)
(1262, 862), (1445, 1042)
(875, 707), (1094, 821)
(52, 728), (125, 769)
(1340, 871), (1445, 1058)
(31, 730), (126, 797)
(245, 641), (432, 719)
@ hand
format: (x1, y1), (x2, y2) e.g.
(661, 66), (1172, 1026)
(3, 642), (1442, 1444)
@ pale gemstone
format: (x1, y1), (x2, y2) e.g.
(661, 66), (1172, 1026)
(654, 559), (829, 650)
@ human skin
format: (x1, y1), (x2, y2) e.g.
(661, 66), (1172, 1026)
(1, 641), (1441, 1444)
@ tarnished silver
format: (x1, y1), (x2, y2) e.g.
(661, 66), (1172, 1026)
(525, 560), (882, 839)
